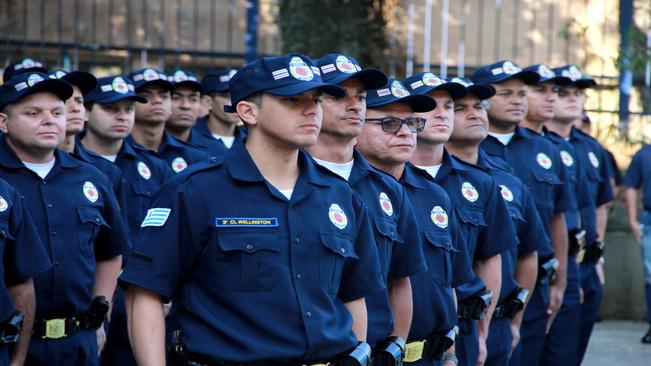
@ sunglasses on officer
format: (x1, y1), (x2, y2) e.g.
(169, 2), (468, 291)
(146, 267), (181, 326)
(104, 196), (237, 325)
(365, 116), (426, 133)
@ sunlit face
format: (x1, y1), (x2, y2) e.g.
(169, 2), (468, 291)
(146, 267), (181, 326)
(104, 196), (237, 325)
(64, 85), (86, 135)
(320, 78), (367, 139)
(168, 85), (201, 130)
(356, 103), (417, 166)
(451, 94), (489, 144)
(554, 85), (585, 123)
(416, 90), (455, 145)
(526, 81), (559, 122)
(487, 78), (528, 129)
(135, 83), (172, 125)
(86, 99), (136, 141)
(210, 92), (241, 126)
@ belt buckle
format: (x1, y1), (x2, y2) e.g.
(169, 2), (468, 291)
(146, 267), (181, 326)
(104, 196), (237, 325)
(404, 340), (426, 363)
(44, 318), (66, 339)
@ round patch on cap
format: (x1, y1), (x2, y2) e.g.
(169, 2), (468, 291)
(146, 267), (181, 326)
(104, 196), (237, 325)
(502, 61), (519, 74)
(450, 77), (470, 87)
(53, 70), (67, 79)
(422, 72), (443, 86)
(83, 181), (99, 203)
(560, 150), (574, 167)
(588, 151), (599, 168)
(431, 206), (449, 228)
(143, 69), (160, 81)
(390, 80), (410, 98)
(137, 161), (151, 180)
(568, 65), (582, 80)
(536, 152), (552, 170)
(27, 73), (44, 87)
(379, 192), (393, 217)
(0, 196), (8, 212)
(289, 56), (314, 81)
(461, 181), (479, 202)
(173, 70), (189, 82)
(22, 58), (37, 68)
(499, 185), (514, 202)
(328, 203), (348, 229)
(171, 157), (188, 173)
(335, 55), (357, 74)
(112, 77), (130, 94)
(538, 65), (555, 78)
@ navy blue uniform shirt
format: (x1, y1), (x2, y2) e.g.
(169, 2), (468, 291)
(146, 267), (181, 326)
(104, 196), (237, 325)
(0, 137), (129, 319)
(128, 133), (209, 174)
(422, 149), (518, 299)
(0, 178), (51, 322)
(625, 145), (651, 211)
(120, 142), (384, 362)
(401, 163), (473, 339)
(191, 117), (240, 156)
(322, 150), (426, 348)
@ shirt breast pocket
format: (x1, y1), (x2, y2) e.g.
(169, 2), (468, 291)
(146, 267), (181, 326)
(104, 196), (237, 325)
(214, 230), (280, 291)
(0, 221), (14, 252)
(373, 217), (404, 277)
(319, 232), (358, 295)
(77, 206), (109, 258)
(531, 169), (563, 207)
(422, 230), (456, 287)
(456, 206), (487, 254)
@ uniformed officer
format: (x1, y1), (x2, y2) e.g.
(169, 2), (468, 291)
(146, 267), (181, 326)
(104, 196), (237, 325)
(48, 69), (129, 225)
(126, 68), (209, 173)
(446, 77), (548, 366)
(2, 58), (48, 83)
(0, 180), (51, 365)
(79, 75), (173, 366)
(552, 65), (614, 364)
(472, 61), (574, 366)
(120, 53), (384, 365)
(355, 76), (472, 366)
(405, 72), (518, 366)
(0, 72), (129, 365)
(193, 68), (246, 150)
(625, 139), (651, 344)
(310, 54), (428, 365)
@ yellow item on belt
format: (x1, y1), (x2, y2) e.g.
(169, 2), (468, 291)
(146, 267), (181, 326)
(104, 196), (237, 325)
(404, 340), (426, 363)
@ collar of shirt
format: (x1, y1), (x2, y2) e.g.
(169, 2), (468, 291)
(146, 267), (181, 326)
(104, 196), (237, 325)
(347, 149), (382, 185)
(432, 148), (468, 180)
(0, 136), (80, 171)
(400, 162), (433, 189)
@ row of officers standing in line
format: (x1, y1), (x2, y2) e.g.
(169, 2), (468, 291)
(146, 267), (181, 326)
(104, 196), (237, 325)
(0, 53), (621, 366)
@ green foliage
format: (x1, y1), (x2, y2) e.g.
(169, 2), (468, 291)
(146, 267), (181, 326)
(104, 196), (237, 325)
(615, 27), (651, 73)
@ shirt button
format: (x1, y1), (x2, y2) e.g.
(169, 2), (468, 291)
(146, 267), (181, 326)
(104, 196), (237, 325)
(54, 261), (60, 267)
(293, 237), (300, 244)
(42, 181), (47, 185)
(340, 247), (346, 254)
(95, 218), (100, 223)
(245, 244), (254, 250)
(51, 231), (57, 236)
(296, 274), (302, 280)
(47, 203), (53, 208)
(305, 311), (312, 318)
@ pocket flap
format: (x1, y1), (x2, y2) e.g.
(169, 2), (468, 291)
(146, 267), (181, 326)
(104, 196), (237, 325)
(456, 207), (487, 227)
(320, 232), (358, 259)
(532, 169), (562, 186)
(373, 217), (404, 243)
(77, 207), (109, 227)
(422, 230), (455, 251)
(217, 231), (280, 253)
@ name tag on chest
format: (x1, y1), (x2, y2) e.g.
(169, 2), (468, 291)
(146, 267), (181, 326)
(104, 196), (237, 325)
(215, 217), (279, 228)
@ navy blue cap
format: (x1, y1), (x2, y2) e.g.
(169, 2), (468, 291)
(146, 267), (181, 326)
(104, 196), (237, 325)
(522, 64), (572, 85)
(447, 77), (496, 100)
(201, 69), (237, 94)
(84, 76), (147, 104)
(3, 58), (48, 82)
(0, 72), (72, 110)
(168, 69), (202, 92)
(316, 54), (387, 90)
(126, 68), (174, 92)
(366, 78), (436, 112)
(552, 65), (597, 89)
(225, 53), (345, 113)
(471, 60), (541, 85)
(48, 69), (98, 96)
(403, 72), (468, 100)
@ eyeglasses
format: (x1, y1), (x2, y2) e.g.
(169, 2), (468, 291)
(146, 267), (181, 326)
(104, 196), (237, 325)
(365, 116), (426, 133)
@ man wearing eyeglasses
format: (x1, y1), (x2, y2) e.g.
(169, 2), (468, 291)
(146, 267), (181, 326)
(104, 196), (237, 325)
(406, 73), (518, 366)
(356, 77), (474, 366)
(308, 56), (428, 366)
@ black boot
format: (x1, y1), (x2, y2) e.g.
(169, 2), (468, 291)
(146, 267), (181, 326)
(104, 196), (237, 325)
(642, 326), (651, 344)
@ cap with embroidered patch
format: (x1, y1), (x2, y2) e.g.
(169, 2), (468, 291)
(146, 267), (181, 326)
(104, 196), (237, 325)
(552, 65), (597, 89)
(168, 69), (202, 92)
(225, 53), (344, 113)
(447, 77), (496, 100)
(202, 68), (237, 94)
(48, 69), (98, 96)
(3, 58), (48, 82)
(522, 64), (572, 85)
(0, 72), (72, 110)
(126, 68), (174, 92)
(84, 76), (147, 104)
(403, 72), (467, 100)
(471, 60), (540, 85)
(366, 78), (436, 112)
(316, 54), (387, 90)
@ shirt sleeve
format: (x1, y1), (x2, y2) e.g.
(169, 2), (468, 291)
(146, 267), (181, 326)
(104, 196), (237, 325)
(553, 148), (577, 214)
(518, 188), (550, 256)
(94, 177), (131, 260)
(624, 149), (644, 189)
(449, 209), (474, 287)
(387, 186), (427, 282)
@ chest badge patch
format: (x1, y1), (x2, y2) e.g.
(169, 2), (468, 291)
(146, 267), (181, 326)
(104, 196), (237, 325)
(431, 206), (448, 228)
(461, 182), (479, 202)
(379, 192), (394, 216)
(0, 196), (8, 212)
(499, 185), (514, 202)
(83, 181), (99, 203)
(171, 157), (188, 173)
(588, 151), (600, 168)
(536, 152), (552, 170)
(137, 161), (151, 180)
(560, 150), (574, 167)
(328, 203), (348, 230)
